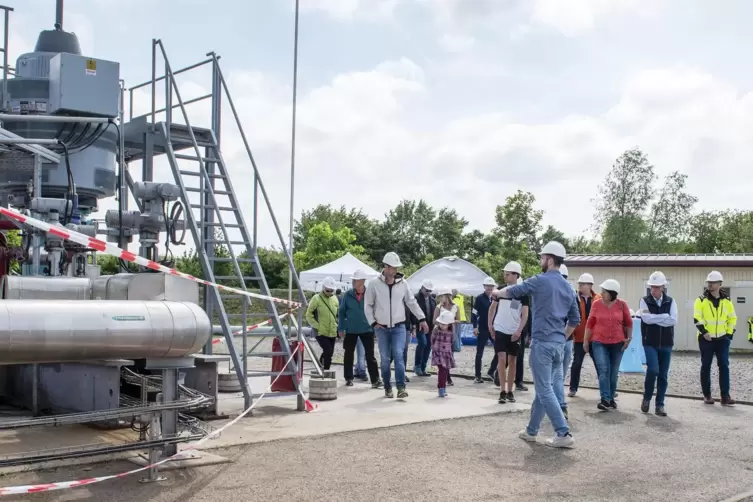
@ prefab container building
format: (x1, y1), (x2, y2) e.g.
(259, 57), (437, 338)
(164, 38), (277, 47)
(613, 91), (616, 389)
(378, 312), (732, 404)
(564, 254), (753, 352)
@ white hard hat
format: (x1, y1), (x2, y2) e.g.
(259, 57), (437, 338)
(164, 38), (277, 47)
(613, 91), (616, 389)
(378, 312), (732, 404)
(599, 279), (620, 294)
(421, 279), (434, 290)
(541, 241), (566, 258)
(517, 277), (523, 285)
(706, 271), (724, 282)
(436, 309), (455, 325)
(503, 261), (522, 275)
(382, 251), (403, 268)
(482, 276), (496, 286)
(435, 287), (452, 297)
(322, 277), (337, 290)
(560, 264), (569, 278)
(352, 269), (368, 281)
(577, 273), (594, 284)
(647, 271), (667, 287)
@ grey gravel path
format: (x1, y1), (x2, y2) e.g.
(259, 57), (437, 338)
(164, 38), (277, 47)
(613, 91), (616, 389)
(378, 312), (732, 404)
(4, 380), (753, 502)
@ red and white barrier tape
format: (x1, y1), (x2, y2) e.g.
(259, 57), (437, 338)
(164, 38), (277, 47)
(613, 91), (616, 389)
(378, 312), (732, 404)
(0, 207), (302, 309)
(0, 342), (318, 497)
(211, 314), (286, 345)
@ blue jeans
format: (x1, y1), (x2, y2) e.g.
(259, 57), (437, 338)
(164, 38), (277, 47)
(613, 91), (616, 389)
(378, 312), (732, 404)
(643, 346), (672, 406)
(699, 336), (731, 397)
(354, 337), (367, 376)
(554, 339), (573, 409)
(592, 342), (624, 401)
(526, 339), (569, 438)
(414, 331), (432, 374)
(377, 325), (407, 389)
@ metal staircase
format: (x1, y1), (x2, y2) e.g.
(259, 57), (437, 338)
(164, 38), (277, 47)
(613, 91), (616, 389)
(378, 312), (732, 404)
(123, 40), (315, 411)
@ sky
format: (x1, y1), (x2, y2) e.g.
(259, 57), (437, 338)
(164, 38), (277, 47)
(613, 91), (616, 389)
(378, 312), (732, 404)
(9, 0), (753, 251)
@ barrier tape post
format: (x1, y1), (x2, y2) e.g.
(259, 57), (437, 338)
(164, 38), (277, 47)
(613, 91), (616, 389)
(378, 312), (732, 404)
(0, 344), (318, 497)
(0, 207), (301, 309)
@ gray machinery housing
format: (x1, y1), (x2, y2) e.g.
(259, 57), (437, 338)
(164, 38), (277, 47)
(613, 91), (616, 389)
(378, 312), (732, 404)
(0, 27), (120, 209)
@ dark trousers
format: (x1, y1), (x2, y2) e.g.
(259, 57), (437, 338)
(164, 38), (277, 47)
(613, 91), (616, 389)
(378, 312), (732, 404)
(644, 345), (672, 407)
(699, 336), (731, 397)
(316, 335), (336, 370)
(490, 340), (526, 384)
(516, 341), (525, 385)
(343, 333), (379, 383)
(414, 331), (432, 374)
(569, 342), (586, 391)
(437, 365), (449, 388)
(474, 330), (492, 378)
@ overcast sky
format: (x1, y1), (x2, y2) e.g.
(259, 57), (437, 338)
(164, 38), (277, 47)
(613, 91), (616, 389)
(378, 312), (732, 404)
(11, 0), (753, 249)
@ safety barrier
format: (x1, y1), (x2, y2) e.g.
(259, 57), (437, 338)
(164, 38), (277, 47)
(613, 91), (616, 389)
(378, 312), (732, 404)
(0, 342), (318, 496)
(0, 207), (303, 309)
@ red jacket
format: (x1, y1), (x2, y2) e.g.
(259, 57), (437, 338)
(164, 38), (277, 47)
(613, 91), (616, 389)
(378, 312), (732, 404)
(573, 291), (601, 343)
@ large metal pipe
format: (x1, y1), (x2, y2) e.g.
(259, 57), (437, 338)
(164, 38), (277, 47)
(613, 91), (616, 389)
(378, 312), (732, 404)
(0, 300), (211, 364)
(2, 276), (91, 300)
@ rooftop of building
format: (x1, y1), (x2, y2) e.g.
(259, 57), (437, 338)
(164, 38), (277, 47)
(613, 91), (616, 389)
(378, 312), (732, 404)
(565, 254), (753, 267)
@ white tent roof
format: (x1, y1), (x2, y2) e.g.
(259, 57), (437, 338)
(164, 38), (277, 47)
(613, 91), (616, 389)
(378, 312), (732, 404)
(299, 252), (380, 292)
(407, 256), (490, 296)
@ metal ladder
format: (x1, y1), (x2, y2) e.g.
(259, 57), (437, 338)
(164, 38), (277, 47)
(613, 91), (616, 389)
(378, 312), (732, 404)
(142, 40), (314, 411)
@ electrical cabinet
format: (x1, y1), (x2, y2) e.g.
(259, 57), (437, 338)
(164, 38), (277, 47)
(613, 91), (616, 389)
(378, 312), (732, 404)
(48, 52), (120, 117)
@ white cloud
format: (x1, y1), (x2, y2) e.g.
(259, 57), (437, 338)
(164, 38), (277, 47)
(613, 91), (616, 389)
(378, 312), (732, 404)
(300, 0), (401, 19)
(438, 33), (476, 52)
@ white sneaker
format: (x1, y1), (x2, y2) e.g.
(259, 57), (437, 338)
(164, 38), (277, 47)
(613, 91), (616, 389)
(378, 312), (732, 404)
(518, 429), (537, 442)
(545, 434), (574, 448)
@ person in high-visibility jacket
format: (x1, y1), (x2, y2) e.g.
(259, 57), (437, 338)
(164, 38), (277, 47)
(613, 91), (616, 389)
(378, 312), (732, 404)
(693, 270), (737, 406)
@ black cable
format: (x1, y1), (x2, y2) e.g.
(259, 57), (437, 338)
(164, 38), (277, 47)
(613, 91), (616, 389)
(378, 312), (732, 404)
(68, 122), (108, 154)
(169, 199), (186, 245)
(59, 142), (74, 226)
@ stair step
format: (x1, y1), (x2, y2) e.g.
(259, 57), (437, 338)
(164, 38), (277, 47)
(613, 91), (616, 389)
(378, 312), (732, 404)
(203, 222), (241, 228)
(179, 170), (226, 179)
(210, 257), (253, 263)
(247, 352), (289, 357)
(174, 153), (221, 162)
(215, 275), (259, 280)
(185, 187), (232, 195)
(190, 204), (238, 212)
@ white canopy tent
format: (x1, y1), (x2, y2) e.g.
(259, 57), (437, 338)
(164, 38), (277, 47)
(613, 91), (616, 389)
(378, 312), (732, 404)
(407, 256), (491, 296)
(299, 252), (380, 292)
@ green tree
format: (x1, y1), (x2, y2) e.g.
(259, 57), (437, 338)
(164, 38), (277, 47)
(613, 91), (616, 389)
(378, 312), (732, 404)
(493, 190), (542, 274)
(293, 222), (365, 272)
(645, 171), (698, 251)
(294, 205), (380, 260)
(427, 207), (469, 258)
(539, 225), (569, 252)
(594, 148), (655, 252)
(380, 200), (436, 266)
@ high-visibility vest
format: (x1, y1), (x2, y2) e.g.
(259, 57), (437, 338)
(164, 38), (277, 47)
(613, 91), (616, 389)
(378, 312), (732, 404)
(693, 295), (736, 338)
(748, 317), (753, 343)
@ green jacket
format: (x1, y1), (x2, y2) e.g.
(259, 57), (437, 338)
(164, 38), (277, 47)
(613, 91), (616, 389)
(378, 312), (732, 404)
(305, 293), (340, 338)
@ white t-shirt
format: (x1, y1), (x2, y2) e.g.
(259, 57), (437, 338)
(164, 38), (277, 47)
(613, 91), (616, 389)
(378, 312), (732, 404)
(492, 296), (530, 334)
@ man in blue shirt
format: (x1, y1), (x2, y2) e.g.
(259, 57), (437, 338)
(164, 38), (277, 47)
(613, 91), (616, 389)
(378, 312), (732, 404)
(493, 241), (580, 448)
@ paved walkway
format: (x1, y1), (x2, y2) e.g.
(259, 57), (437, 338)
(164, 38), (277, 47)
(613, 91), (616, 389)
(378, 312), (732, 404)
(2, 371), (753, 501)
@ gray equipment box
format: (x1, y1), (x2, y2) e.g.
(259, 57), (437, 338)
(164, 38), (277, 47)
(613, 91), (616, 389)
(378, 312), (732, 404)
(48, 52), (120, 117)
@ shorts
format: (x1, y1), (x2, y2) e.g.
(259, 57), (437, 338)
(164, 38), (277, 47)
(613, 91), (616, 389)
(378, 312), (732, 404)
(494, 331), (520, 357)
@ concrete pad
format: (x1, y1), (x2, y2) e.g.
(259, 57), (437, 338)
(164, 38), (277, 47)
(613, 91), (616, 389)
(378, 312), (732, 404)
(127, 450), (231, 471)
(201, 376), (529, 450)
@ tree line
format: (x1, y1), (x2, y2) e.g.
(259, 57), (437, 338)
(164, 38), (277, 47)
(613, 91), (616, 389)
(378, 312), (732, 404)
(98, 148), (753, 288)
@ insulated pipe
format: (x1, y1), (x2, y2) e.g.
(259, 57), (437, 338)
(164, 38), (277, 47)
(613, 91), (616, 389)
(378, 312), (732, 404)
(0, 300), (211, 364)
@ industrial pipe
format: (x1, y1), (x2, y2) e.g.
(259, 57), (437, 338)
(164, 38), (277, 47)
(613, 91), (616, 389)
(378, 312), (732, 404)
(0, 300), (211, 364)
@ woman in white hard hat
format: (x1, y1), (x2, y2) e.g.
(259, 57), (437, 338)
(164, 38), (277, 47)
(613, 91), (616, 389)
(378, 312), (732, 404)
(305, 276), (341, 370)
(339, 269), (382, 388)
(568, 273), (601, 398)
(694, 270), (737, 406)
(638, 270), (676, 416)
(583, 279), (633, 411)
(434, 287), (459, 386)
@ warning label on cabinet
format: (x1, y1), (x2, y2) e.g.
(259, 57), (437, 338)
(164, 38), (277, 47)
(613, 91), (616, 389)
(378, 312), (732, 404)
(85, 59), (97, 76)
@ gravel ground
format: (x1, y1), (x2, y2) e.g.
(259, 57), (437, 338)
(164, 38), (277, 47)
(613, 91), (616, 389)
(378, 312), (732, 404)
(4, 383), (753, 502)
(213, 335), (753, 401)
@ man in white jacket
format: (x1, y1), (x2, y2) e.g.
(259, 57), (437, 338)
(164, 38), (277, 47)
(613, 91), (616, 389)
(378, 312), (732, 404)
(365, 252), (429, 399)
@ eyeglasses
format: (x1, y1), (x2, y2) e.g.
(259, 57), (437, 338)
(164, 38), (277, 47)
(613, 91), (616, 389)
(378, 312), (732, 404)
(323, 289), (334, 294)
